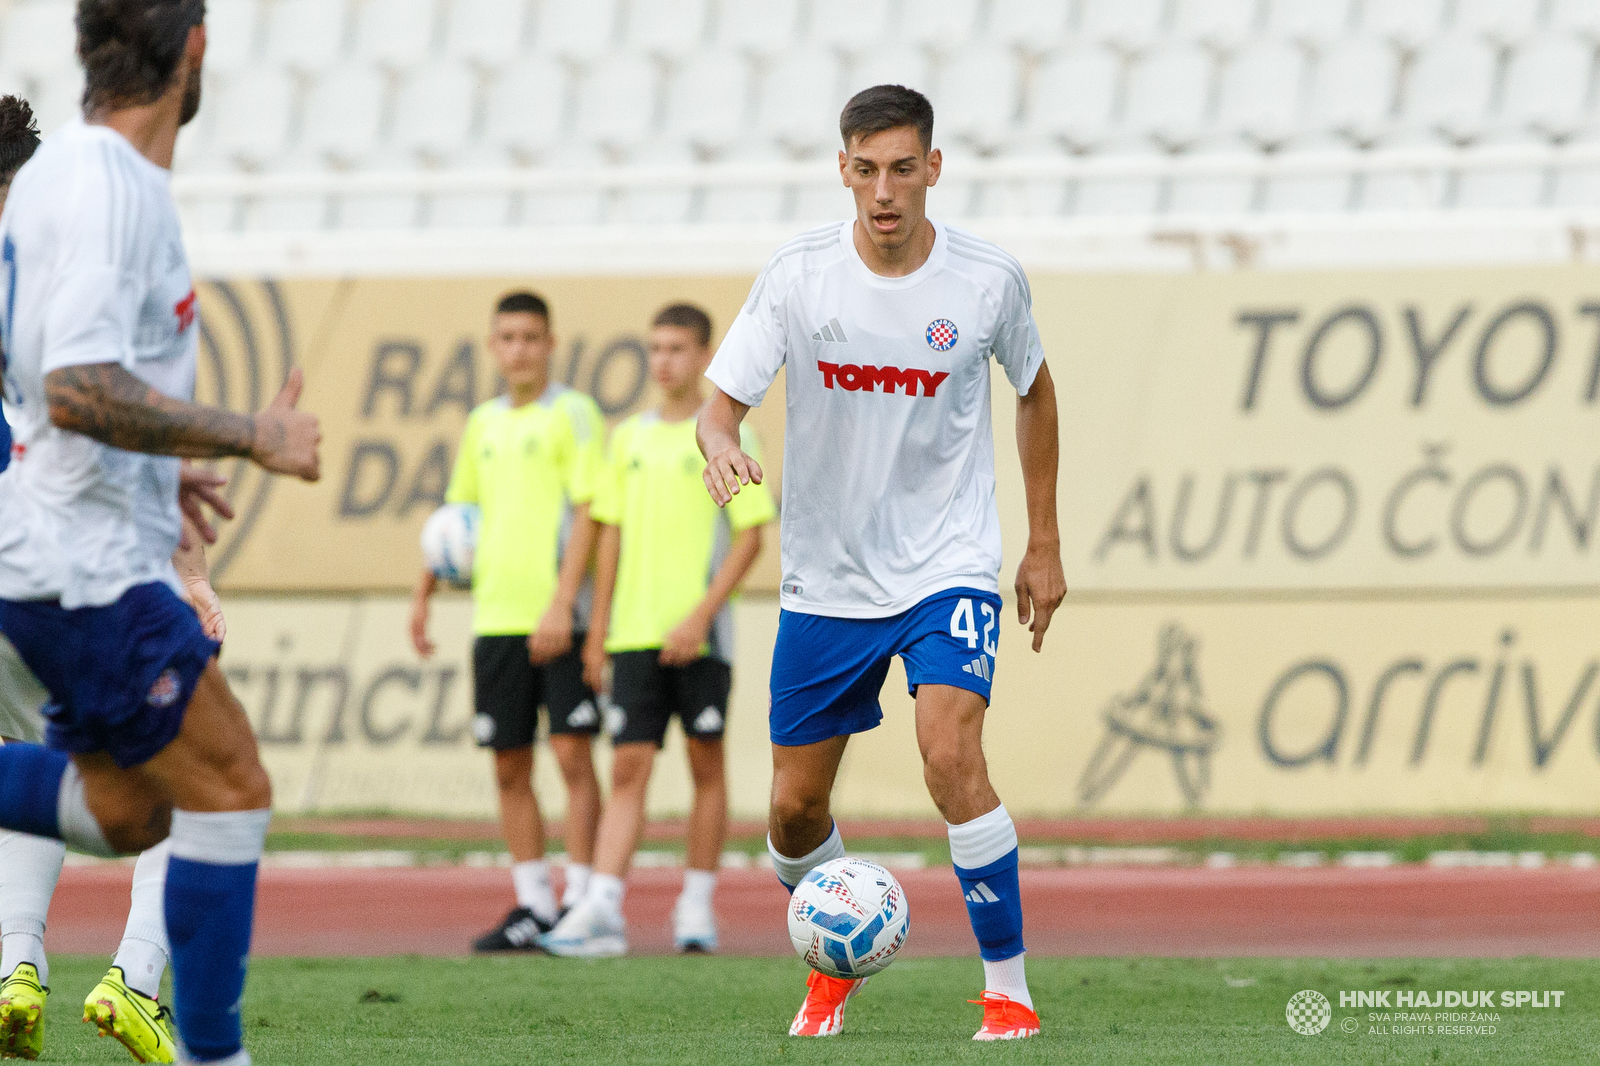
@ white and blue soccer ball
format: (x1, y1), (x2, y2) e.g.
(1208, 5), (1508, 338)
(420, 503), (479, 586)
(787, 857), (909, 979)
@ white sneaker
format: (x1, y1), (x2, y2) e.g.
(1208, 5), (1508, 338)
(672, 896), (718, 953)
(538, 899), (628, 958)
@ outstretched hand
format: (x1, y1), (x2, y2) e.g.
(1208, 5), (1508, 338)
(252, 368), (322, 482)
(1014, 543), (1067, 653)
(702, 444), (763, 508)
(176, 462), (234, 547)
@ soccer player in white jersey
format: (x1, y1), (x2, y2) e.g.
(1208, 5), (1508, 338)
(0, 91), (233, 1064)
(697, 85), (1066, 1041)
(0, 4), (320, 1065)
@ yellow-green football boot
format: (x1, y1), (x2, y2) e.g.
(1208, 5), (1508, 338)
(0, 962), (46, 1060)
(82, 966), (176, 1064)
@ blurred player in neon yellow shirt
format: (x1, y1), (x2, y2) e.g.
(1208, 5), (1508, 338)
(540, 304), (775, 957)
(410, 292), (605, 950)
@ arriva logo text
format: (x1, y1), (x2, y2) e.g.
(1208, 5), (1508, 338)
(817, 360), (951, 397)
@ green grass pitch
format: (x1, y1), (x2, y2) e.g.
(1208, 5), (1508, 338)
(34, 955), (1600, 1064)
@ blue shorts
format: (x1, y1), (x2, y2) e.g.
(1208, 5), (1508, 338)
(769, 587), (1002, 747)
(0, 582), (220, 768)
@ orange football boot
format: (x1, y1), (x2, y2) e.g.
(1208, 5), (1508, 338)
(970, 991), (1041, 1041)
(788, 970), (867, 1037)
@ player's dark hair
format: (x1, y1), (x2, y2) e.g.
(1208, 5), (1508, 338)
(77, 0), (206, 112)
(840, 84), (934, 152)
(652, 303), (713, 347)
(0, 96), (41, 180)
(494, 291), (550, 322)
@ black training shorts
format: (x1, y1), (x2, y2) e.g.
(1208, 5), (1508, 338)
(607, 650), (731, 748)
(471, 634), (599, 750)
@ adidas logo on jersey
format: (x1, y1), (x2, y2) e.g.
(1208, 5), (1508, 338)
(812, 318), (849, 343)
(961, 656), (992, 682)
(817, 361), (951, 398)
(965, 882), (1000, 904)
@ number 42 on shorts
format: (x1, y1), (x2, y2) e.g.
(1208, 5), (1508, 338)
(949, 598), (998, 657)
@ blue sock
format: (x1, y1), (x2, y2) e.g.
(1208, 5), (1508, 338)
(0, 743), (67, 839)
(165, 810), (270, 1063)
(948, 804), (1026, 962)
(953, 850), (1025, 961)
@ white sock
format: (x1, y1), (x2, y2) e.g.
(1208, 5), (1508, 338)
(562, 863), (591, 910)
(767, 824), (845, 889)
(511, 860), (558, 924)
(946, 803), (1019, 870)
(113, 840), (170, 999)
(0, 828), (65, 986)
(587, 873), (625, 920)
(679, 868), (716, 910)
(982, 952), (1033, 1011)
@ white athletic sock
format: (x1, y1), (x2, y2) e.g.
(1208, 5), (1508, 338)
(511, 860), (558, 924)
(679, 868), (716, 910)
(562, 863), (591, 910)
(767, 823), (845, 889)
(946, 804), (1019, 870)
(982, 952), (1033, 1011)
(0, 828), (65, 986)
(587, 873), (626, 920)
(113, 840), (171, 999)
(56, 763), (115, 858)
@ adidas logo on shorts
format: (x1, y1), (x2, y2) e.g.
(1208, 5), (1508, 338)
(692, 707), (724, 734)
(961, 656), (992, 682)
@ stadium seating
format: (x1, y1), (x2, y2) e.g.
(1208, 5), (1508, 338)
(0, 0), (1597, 232)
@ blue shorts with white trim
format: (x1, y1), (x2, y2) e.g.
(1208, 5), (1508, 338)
(768, 586), (1002, 747)
(0, 582), (220, 768)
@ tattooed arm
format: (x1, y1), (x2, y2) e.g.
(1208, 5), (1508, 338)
(44, 363), (322, 480)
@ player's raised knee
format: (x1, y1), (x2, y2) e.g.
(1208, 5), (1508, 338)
(97, 799), (172, 856)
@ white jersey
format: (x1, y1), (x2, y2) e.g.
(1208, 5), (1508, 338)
(0, 119), (197, 609)
(708, 219), (1045, 618)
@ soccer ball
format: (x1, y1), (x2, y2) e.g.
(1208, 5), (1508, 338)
(787, 857), (909, 979)
(420, 503), (479, 586)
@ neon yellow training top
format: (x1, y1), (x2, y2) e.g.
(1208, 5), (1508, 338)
(591, 412), (776, 661)
(446, 385), (604, 635)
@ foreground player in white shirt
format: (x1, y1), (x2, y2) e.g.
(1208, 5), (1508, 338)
(698, 85), (1066, 1041)
(0, 4), (319, 1064)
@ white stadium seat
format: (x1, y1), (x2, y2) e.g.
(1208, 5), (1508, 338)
(208, 65), (298, 169)
(844, 45), (933, 102)
(299, 65), (388, 167)
(1215, 39), (1308, 150)
(262, 0), (350, 74)
(1398, 35), (1500, 145)
(625, 0), (711, 59)
(353, 0), (441, 72)
(1303, 38), (1400, 145)
(754, 46), (846, 156)
(1122, 43), (1217, 152)
(663, 50), (755, 157)
(0, 0), (76, 79)
(986, 0), (1072, 54)
(902, 0), (984, 54)
(534, 0), (622, 64)
(936, 44), (1022, 152)
(1453, 0), (1544, 47)
(1268, 0), (1353, 48)
(806, 0), (898, 54)
(203, 0), (262, 79)
(1023, 45), (1121, 150)
(574, 53), (662, 156)
(1170, 0), (1265, 51)
(444, 0), (531, 67)
(1079, 0), (1170, 53)
(482, 57), (569, 162)
(1550, 0), (1600, 40)
(715, 0), (802, 57)
(1361, 0), (1450, 51)
(1498, 34), (1597, 141)
(391, 62), (478, 164)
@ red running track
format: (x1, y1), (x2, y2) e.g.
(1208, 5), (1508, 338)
(42, 864), (1600, 959)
